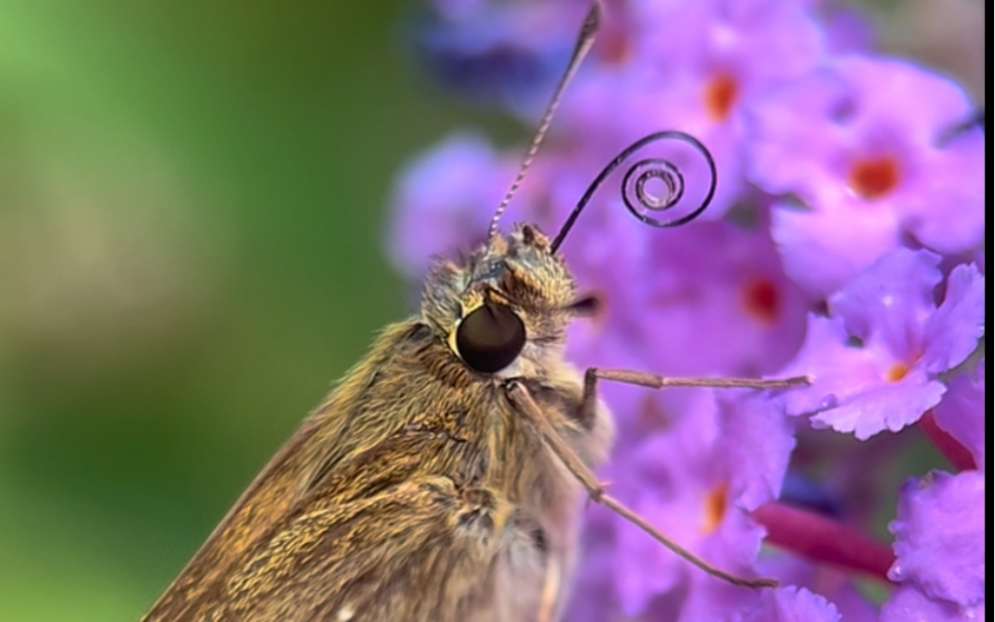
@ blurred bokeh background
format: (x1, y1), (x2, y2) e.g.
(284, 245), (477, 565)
(0, 1), (983, 620)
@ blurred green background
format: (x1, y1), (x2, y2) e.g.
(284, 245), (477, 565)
(0, 1), (983, 620)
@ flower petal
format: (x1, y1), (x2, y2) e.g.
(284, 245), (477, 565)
(889, 470), (985, 606)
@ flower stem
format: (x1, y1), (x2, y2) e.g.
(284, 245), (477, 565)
(752, 502), (895, 583)
(918, 410), (976, 471)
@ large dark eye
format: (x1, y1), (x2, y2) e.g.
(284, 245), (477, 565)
(455, 302), (526, 373)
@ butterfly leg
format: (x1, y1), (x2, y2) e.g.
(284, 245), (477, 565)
(507, 380), (783, 589)
(580, 368), (809, 425)
(535, 553), (563, 622)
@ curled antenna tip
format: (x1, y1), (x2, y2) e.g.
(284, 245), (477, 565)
(550, 130), (718, 254)
(487, 2), (602, 240)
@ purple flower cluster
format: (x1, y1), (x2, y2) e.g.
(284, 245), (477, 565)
(387, 0), (985, 619)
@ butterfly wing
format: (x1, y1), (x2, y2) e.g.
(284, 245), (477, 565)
(141, 320), (550, 622)
(151, 476), (512, 622)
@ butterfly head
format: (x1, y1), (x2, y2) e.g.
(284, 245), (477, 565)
(421, 224), (595, 376)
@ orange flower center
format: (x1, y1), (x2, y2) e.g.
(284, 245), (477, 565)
(702, 483), (729, 535)
(743, 279), (781, 325)
(887, 363), (911, 383)
(847, 157), (901, 200)
(704, 74), (739, 122)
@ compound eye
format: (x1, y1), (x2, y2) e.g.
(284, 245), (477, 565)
(455, 302), (526, 373)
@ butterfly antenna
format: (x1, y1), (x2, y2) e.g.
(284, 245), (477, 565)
(487, 2), (602, 239)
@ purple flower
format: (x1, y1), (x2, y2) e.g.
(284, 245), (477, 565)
(386, 0), (986, 620)
(748, 57), (984, 296)
(562, 215), (809, 379)
(880, 585), (984, 622)
(747, 586), (843, 622)
(919, 262), (986, 374)
(386, 133), (508, 278)
(650, 577), (846, 621)
(559, 0), (826, 217)
(639, 217), (809, 376)
(780, 248), (985, 439)
(604, 390), (795, 616)
(815, 4), (875, 54)
(429, 0), (486, 22)
(888, 470), (985, 608)
(417, 0), (588, 113)
(931, 358), (985, 470)
(755, 557), (881, 622)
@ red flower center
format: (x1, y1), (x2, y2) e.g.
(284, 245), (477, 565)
(638, 395), (672, 434)
(847, 157), (901, 200)
(597, 28), (632, 64)
(704, 74), (739, 122)
(743, 279), (781, 325)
